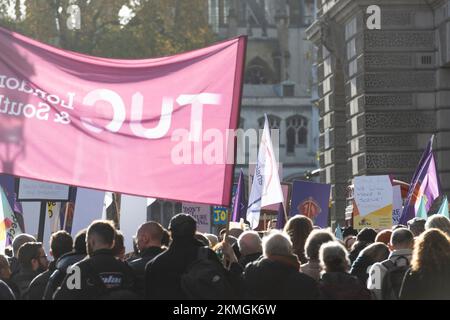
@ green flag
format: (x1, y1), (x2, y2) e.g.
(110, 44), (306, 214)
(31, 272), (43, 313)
(416, 196), (428, 219)
(436, 196), (449, 219)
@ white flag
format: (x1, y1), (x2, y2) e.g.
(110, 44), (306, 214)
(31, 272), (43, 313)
(246, 115), (284, 229)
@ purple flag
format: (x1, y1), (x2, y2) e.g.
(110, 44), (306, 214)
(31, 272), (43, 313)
(231, 169), (247, 222)
(399, 136), (441, 224)
(276, 203), (286, 229)
(0, 174), (22, 213)
(289, 180), (331, 228)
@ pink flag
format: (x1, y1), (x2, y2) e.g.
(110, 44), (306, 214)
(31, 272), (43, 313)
(0, 27), (246, 206)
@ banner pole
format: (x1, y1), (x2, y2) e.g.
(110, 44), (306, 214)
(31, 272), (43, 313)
(37, 201), (46, 242)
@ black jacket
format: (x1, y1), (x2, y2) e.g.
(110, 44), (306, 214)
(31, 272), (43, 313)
(8, 257), (20, 278)
(10, 268), (40, 300)
(54, 249), (136, 300)
(319, 272), (371, 300)
(399, 269), (450, 300)
(238, 252), (262, 269)
(243, 255), (320, 300)
(350, 254), (375, 286)
(43, 252), (86, 300)
(128, 246), (165, 296)
(28, 261), (57, 300)
(0, 280), (15, 300)
(145, 237), (241, 300)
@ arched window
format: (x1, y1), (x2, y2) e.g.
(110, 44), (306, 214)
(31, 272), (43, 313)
(287, 127), (296, 153)
(245, 57), (275, 84)
(258, 115), (281, 130)
(286, 115), (308, 155)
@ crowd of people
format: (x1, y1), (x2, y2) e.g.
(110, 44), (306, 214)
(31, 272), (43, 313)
(0, 212), (449, 300)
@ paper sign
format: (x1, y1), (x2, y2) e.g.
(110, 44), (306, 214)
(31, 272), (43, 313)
(182, 203), (211, 233)
(392, 185), (402, 225)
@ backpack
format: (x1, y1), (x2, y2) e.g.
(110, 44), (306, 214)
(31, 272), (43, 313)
(180, 247), (235, 300)
(381, 256), (409, 300)
(83, 260), (140, 300)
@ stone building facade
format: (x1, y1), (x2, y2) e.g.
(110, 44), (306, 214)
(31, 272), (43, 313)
(306, 0), (450, 226)
(149, 0), (320, 227)
(210, 0), (319, 182)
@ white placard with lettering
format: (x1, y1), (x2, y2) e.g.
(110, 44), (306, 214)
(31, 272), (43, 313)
(354, 175), (393, 217)
(182, 202), (211, 233)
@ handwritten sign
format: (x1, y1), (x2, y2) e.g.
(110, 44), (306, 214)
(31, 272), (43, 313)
(354, 176), (392, 217)
(182, 202), (211, 233)
(354, 175), (393, 230)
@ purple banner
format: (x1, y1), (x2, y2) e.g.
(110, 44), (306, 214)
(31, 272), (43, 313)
(289, 180), (331, 228)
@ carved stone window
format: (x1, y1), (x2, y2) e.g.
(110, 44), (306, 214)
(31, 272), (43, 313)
(286, 115), (308, 155)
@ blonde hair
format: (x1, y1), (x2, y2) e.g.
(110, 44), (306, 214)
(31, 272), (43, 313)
(411, 228), (450, 274)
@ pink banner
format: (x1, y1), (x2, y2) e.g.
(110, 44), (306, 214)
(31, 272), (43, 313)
(0, 27), (246, 206)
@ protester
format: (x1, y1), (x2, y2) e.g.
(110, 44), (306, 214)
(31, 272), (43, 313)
(375, 229), (392, 245)
(145, 213), (241, 300)
(367, 228), (414, 300)
(243, 231), (320, 300)
(28, 231), (73, 300)
(399, 228), (450, 300)
(237, 231), (262, 268)
(9, 234), (36, 277)
(425, 215), (450, 237)
(112, 230), (126, 261)
(54, 220), (137, 300)
(0, 254), (19, 299)
(284, 215), (313, 264)
(10, 242), (48, 299)
(407, 217), (426, 237)
(350, 242), (389, 285)
(302, 230), (334, 281)
(349, 227), (377, 263)
(319, 241), (371, 300)
(128, 222), (165, 297)
(43, 229), (87, 300)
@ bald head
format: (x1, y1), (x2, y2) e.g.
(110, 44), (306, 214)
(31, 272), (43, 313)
(136, 221), (164, 251)
(238, 231), (262, 256)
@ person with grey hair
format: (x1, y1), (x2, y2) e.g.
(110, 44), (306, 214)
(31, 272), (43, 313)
(302, 230), (335, 281)
(319, 241), (371, 300)
(367, 228), (414, 300)
(425, 215), (450, 237)
(237, 231), (262, 268)
(242, 232), (319, 300)
(9, 234), (36, 277)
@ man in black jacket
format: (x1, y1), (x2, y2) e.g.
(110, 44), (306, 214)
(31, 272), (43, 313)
(43, 229), (87, 300)
(128, 221), (165, 297)
(145, 214), (241, 300)
(10, 242), (48, 299)
(54, 220), (136, 300)
(28, 231), (73, 300)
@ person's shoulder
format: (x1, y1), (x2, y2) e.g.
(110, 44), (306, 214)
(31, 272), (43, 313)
(29, 270), (49, 286)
